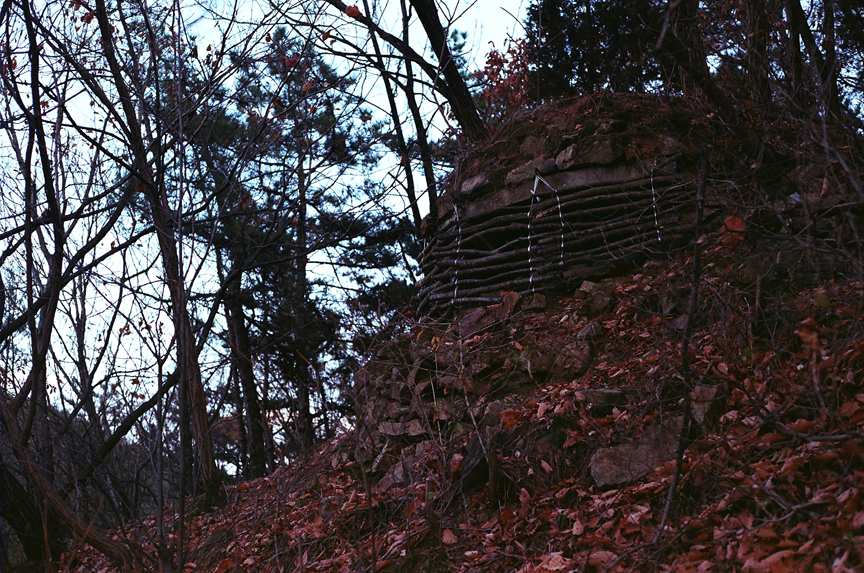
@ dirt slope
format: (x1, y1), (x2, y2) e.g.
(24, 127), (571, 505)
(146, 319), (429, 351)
(63, 242), (864, 572)
(62, 95), (864, 572)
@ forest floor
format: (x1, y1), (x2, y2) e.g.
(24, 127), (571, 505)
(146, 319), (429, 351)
(61, 233), (864, 572)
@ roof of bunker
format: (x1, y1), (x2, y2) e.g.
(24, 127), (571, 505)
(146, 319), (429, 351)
(436, 94), (714, 224)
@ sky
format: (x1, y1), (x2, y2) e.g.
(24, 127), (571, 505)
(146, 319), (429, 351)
(458, 0), (527, 67)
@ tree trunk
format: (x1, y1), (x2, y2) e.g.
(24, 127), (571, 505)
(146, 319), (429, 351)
(295, 160), (316, 450)
(403, 0), (439, 227)
(409, 0), (488, 142)
(94, 0), (224, 507)
(233, 365), (250, 478)
(746, 0), (772, 106)
(0, 465), (69, 564)
(786, 0), (838, 116)
(822, 0), (839, 114)
(671, 0), (710, 96)
(1, 404), (141, 571)
(786, 0), (805, 106)
(362, 0), (422, 233)
(225, 294), (268, 478)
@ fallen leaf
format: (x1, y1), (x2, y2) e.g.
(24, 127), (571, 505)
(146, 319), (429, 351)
(572, 519), (584, 535)
(541, 460), (553, 473)
(786, 419), (812, 433)
(795, 318), (822, 351)
(838, 401), (859, 418)
(721, 214), (745, 249)
(442, 529), (459, 544)
(537, 402), (550, 417)
(587, 550), (617, 567)
(500, 410), (524, 429)
(539, 551), (572, 571)
(450, 453), (464, 476)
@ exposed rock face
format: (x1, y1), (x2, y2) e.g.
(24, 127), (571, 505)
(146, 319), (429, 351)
(556, 138), (624, 170)
(418, 95), (713, 316)
(589, 421), (680, 487)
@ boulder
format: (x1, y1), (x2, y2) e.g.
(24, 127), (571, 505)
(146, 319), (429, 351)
(521, 293), (548, 311)
(691, 383), (725, 427)
(580, 388), (629, 415)
(459, 172), (490, 196)
(590, 422), (680, 487)
(505, 157), (558, 185)
(556, 139), (623, 170)
(576, 320), (604, 340)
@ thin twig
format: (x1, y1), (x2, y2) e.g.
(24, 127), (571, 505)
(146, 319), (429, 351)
(654, 148), (708, 543)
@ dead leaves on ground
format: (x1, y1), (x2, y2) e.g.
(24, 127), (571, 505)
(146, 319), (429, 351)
(62, 267), (864, 572)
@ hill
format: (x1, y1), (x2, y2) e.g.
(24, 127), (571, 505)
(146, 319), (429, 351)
(61, 94), (864, 572)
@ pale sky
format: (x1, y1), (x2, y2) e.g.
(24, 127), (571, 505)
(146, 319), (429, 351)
(458, 0), (528, 67)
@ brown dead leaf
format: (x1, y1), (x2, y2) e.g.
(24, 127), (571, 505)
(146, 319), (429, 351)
(541, 460), (553, 473)
(786, 419), (812, 433)
(442, 529), (459, 544)
(838, 401), (860, 418)
(500, 410), (525, 429)
(537, 402), (550, 418)
(795, 317), (824, 352)
(450, 453), (464, 476)
(538, 552), (572, 571)
(563, 429), (580, 448)
(587, 550), (617, 567)
(721, 214), (745, 249)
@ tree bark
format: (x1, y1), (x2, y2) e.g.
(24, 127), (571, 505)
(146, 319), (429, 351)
(409, 0), (488, 142)
(786, 0), (839, 116)
(1, 403), (141, 571)
(746, 0), (772, 106)
(225, 295), (268, 478)
(671, 0), (710, 96)
(786, 0), (805, 105)
(94, 0), (224, 507)
(0, 465), (69, 563)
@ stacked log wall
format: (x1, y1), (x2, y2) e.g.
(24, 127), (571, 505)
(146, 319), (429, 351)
(418, 148), (699, 315)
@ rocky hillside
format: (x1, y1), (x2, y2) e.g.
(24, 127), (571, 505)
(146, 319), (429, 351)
(63, 250), (864, 572)
(62, 95), (864, 572)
